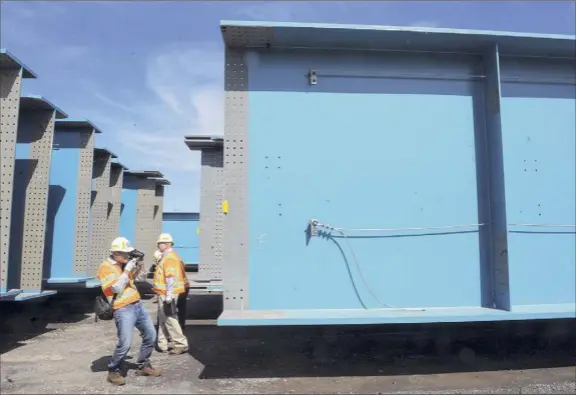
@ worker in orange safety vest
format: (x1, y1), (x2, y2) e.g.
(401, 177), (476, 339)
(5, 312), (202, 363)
(97, 237), (163, 386)
(154, 245), (190, 328)
(152, 233), (189, 355)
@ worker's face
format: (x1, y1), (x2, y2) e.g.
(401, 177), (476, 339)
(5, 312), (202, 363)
(112, 251), (130, 264)
(157, 242), (169, 252)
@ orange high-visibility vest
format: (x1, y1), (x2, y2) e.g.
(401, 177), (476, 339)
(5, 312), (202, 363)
(152, 250), (186, 295)
(97, 259), (140, 310)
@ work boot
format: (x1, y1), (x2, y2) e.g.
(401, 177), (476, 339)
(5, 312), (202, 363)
(135, 361), (163, 377)
(169, 346), (188, 355)
(155, 344), (169, 353)
(107, 371), (125, 386)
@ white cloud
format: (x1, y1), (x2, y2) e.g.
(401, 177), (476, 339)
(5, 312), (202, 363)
(91, 43), (224, 168)
(85, 43), (225, 211)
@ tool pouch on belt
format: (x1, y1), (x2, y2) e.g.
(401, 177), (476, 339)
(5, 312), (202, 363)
(94, 292), (117, 322)
(163, 299), (177, 316)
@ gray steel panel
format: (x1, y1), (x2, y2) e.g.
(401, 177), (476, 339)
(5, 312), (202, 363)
(153, 184), (164, 248)
(107, 166), (123, 246)
(0, 68), (22, 290)
(222, 49), (249, 309)
(88, 153), (111, 277)
(73, 130), (95, 274)
(198, 148), (224, 281)
(134, 178), (157, 267)
(18, 110), (56, 291)
(221, 25), (274, 48)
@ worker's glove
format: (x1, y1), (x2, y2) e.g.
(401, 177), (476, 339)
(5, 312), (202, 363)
(163, 294), (176, 316)
(133, 262), (148, 282)
(123, 259), (138, 273)
(165, 292), (174, 303)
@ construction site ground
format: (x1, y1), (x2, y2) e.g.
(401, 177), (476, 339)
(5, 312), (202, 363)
(1, 274), (575, 394)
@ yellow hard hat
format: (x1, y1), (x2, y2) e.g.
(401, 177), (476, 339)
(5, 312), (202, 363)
(110, 237), (134, 253)
(157, 233), (174, 244)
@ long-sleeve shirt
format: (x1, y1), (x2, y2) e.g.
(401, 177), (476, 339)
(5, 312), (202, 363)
(97, 258), (140, 310)
(111, 272), (130, 294)
(152, 249), (186, 296)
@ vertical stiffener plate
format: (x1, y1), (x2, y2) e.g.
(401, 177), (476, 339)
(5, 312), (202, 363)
(223, 48), (250, 309)
(107, 165), (123, 246)
(73, 130), (95, 274)
(0, 68), (22, 291)
(88, 152), (111, 276)
(482, 43), (511, 311)
(135, 178), (157, 266)
(14, 110), (56, 291)
(198, 148), (225, 281)
(153, 184), (164, 248)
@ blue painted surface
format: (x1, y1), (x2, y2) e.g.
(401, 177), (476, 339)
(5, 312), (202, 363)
(500, 57), (576, 307)
(14, 290), (57, 302)
(247, 49), (484, 311)
(0, 290), (22, 300)
(0, 48), (37, 78)
(162, 212), (200, 264)
(119, 178), (138, 243)
(46, 278), (89, 284)
(219, 24), (576, 324)
(222, 20), (576, 41)
(221, 21), (576, 58)
(85, 278), (101, 288)
(46, 130), (86, 282)
(218, 303), (576, 326)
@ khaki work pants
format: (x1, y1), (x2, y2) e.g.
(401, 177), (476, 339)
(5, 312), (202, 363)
(157, 294), (188, 351)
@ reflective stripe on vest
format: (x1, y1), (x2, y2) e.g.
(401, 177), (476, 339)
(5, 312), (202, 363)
(101, 261), (140, 309)
(152, 251), (186, 295)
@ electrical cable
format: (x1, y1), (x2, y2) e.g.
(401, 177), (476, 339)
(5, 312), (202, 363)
(313, 221), (485, 312)
(508, 223), (575, 228)
(317, 222), (485, 232)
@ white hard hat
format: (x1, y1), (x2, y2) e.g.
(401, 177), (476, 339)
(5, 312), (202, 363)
(110, 237), (135, 253)
(153, 250), (162, 262)
(157, 233), (174, 244)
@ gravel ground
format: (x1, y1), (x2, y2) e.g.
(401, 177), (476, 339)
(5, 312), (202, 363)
(0, 289), (574, 394)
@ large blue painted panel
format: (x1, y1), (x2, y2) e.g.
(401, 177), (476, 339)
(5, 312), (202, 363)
(162, 213), (200, 264)
(119, 179), (138, 243)
(246, 49), (485, 310)
(45, 131), (82, 280)
(500, 59), (576, 306)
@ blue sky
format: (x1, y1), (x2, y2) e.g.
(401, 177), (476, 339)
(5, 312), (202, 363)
(1, 1), (574, 212)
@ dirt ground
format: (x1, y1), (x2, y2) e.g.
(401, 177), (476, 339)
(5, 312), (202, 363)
(0, 288), (575, 394)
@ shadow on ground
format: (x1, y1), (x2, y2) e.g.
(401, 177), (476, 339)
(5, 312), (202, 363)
(91, 355), (137, 376)
(0, 289), (103, 355)
(184, 295), (576, 379)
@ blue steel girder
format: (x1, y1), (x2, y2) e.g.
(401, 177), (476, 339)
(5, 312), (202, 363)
(7, 96), (67, 301)
(45, 119), (102, 287)
(216, 21), (575, 326)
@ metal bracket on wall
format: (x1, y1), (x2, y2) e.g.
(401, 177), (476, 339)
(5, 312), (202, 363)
(308, 219), (319, 236)
(308, 69), (318, 85)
